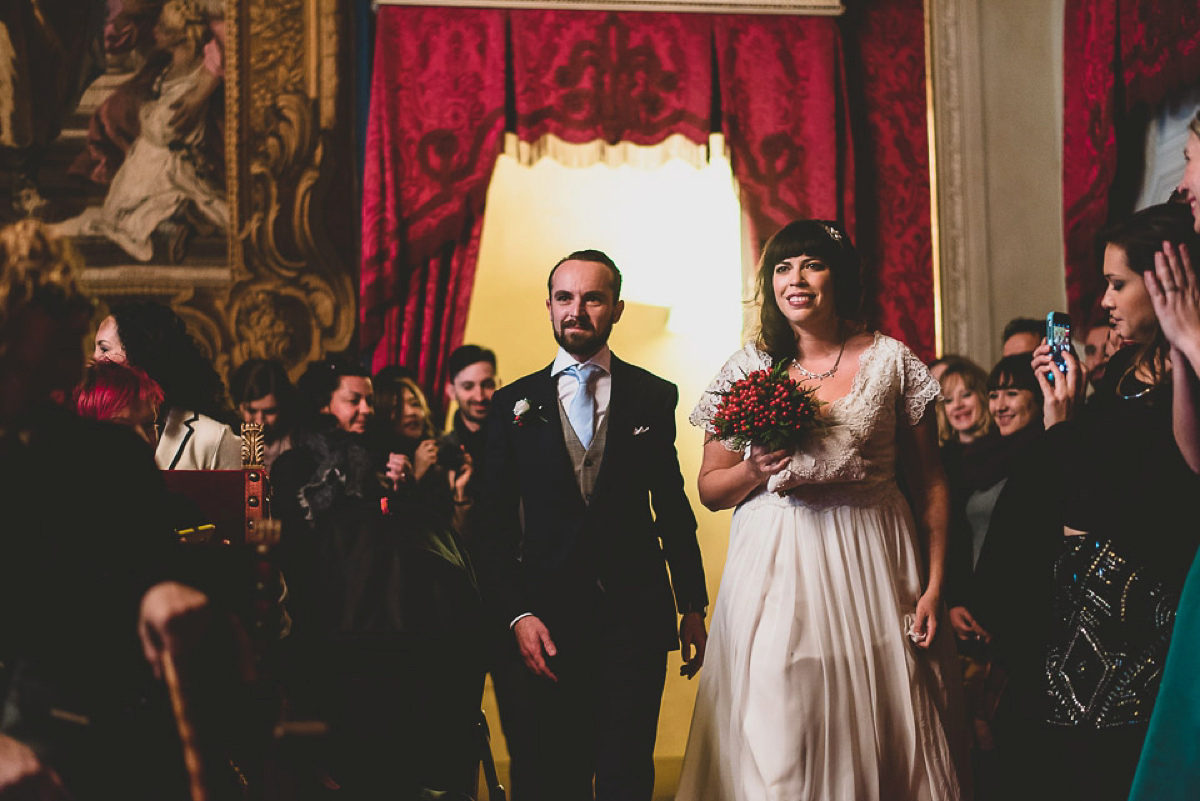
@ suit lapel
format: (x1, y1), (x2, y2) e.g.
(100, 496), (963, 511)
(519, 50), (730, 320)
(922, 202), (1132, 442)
(528, 365), (581, 501)
(158, 408), (199, 470)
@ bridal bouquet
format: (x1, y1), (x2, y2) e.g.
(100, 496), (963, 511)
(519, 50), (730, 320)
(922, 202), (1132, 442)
(707, 361), (826, 452)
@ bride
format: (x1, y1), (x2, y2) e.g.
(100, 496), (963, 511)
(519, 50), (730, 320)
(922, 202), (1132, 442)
(677, 220), (968, 801)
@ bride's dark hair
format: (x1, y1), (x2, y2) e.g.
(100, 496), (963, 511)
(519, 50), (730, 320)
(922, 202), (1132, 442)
(754, 219), (863, 363)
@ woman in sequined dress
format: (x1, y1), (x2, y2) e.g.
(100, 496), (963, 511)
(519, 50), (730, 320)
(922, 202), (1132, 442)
(1032, 202), (1200, 801)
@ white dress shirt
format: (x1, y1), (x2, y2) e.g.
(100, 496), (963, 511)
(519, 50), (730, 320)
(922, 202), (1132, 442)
(551, 345), (612, 438)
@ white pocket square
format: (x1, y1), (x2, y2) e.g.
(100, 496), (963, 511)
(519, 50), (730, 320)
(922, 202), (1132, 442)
(632, 426), (650, 436)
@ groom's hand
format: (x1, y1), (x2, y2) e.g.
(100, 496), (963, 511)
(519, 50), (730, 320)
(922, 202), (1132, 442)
(679, 612), (707, 679)
(514, 616), (559, 682)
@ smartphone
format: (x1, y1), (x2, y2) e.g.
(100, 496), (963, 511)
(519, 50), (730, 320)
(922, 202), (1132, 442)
(1046, 311), (1071, 382)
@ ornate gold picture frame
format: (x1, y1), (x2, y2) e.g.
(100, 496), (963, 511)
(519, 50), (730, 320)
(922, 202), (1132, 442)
(0, 0), (354, 380)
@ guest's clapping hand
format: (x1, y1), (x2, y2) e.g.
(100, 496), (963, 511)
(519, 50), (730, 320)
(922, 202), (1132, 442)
(449, 450), (473, 501)
(514, 616), (558, 682)
(948, 605), (991, 643)
(386, 453), (413, 489)
(138, 581), (210, 680)
(679, 612), (707, 680)
(1032, 343), (1085, 427)
(413, 439), (439, 482)
(1146, 242), (1200, 360)
(746, 444), (790, 485)
(0, 734), (68, 801)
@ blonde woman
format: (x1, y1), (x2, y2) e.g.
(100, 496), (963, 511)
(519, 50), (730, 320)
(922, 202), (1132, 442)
(937, 358), (993, 447)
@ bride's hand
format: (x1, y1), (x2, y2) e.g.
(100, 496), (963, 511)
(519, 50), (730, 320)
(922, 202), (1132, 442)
(746, 444), (790, 484)
(911, 591), (940, 650)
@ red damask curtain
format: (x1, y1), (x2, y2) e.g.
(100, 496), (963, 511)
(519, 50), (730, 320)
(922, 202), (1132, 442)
(715, 16), (855, 250)
(1063, 0), (1200, 328)
(362, 4), (935, 390)
(843, 0), (934, 358)
(512, 11), (712, 148)
(359, 7), (506, 384)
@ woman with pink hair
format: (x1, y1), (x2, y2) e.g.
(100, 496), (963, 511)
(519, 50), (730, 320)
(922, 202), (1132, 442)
(74, 360), (164, 448)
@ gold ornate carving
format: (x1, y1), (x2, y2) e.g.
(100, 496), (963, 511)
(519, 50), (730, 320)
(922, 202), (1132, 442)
(247, 0), (308, 135)
(241, 422), (266, 468)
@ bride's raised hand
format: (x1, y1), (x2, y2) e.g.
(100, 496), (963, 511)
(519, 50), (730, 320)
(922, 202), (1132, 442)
(746, 443), (791, 484)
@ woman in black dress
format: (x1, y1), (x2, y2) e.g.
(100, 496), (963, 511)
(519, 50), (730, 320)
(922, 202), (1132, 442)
(1033, 202), (1200, 801)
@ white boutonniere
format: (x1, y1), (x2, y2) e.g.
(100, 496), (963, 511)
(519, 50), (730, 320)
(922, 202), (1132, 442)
(513, 398), (538, 426)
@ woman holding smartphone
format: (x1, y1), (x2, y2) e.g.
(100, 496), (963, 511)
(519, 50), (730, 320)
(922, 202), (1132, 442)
(1031, 202), (1200, 801)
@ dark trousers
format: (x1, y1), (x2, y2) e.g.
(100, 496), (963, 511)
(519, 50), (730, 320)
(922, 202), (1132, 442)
(519, 618), (668, 801)
(490, 632), (535, 798)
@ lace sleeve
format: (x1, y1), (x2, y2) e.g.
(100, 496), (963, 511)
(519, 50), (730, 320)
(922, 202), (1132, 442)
(897, 342), (942, 425)
(689, 344), (771, 450)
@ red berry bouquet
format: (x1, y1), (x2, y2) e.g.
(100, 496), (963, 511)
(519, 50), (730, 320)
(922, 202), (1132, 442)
(707, 361), (827, 451)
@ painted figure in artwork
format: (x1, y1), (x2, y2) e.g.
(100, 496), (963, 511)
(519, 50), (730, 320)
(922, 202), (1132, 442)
(55, 0), (227, 262)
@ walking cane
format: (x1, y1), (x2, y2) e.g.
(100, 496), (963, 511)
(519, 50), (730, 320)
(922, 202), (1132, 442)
(162, 650), (209, 801)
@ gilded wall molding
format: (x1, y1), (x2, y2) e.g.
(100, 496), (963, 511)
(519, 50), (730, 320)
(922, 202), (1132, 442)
(927, 0), (993, 361)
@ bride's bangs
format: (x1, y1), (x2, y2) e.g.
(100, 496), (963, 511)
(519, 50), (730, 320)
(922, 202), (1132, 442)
(760, 220), (842, 273)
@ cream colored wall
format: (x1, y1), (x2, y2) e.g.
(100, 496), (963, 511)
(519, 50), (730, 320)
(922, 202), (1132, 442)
(462, 143), (745, 791)
(974, 0), (1067, 365)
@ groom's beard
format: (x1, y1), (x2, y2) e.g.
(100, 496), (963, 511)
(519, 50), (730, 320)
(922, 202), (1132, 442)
(554, 317), (613, 357)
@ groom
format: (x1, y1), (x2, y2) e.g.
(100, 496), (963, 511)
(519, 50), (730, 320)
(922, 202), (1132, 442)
(479, 250), (708, 801)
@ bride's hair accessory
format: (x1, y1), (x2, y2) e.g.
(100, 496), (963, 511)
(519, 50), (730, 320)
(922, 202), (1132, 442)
(821, 222), (844, 244)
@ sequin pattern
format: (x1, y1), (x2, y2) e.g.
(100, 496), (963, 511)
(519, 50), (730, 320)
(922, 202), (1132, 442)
(1046, 535), (1177, 728)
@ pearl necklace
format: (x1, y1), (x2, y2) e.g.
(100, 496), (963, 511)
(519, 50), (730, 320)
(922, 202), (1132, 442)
(791, 337), (846, 381)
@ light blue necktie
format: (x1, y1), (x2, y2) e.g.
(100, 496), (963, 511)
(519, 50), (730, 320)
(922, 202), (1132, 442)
(566, 363), (601, 448)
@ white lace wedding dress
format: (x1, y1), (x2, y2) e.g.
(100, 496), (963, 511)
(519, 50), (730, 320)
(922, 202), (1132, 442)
(677, 332), (968, 801)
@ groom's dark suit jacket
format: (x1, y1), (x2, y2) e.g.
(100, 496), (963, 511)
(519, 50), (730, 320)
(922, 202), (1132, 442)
(478, 355), (707, 652)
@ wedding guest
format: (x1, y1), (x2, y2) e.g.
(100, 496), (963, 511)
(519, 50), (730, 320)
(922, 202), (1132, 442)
(943, 357), (1034, 643)
(677, 220), (966, 800)
(270, 354), (483, 798)
(962, 347), (1081, 801)
(1034, 202), (1200, 801)
(1175, 107), (1200, 236)
(1001, 317), (1044, 356)
(272, 357), (377, 526)
(93, 299), (240, 470)
(1127, 186), (1200, 800)
(942, 356), (1044, 798)
(1082, 315), (1117, 390)
(440, 344), (497, 486)
(229, 358), (296, 470)
(0, 219), (211, 800)
(74, 360), (164, 449)
(937, 357), (992, 447)
(374, 370), (472, 527)
(373, 371), (439, 477)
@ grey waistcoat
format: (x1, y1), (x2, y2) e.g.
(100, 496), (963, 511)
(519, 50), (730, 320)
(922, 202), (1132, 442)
(557, 396), (609, 505)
